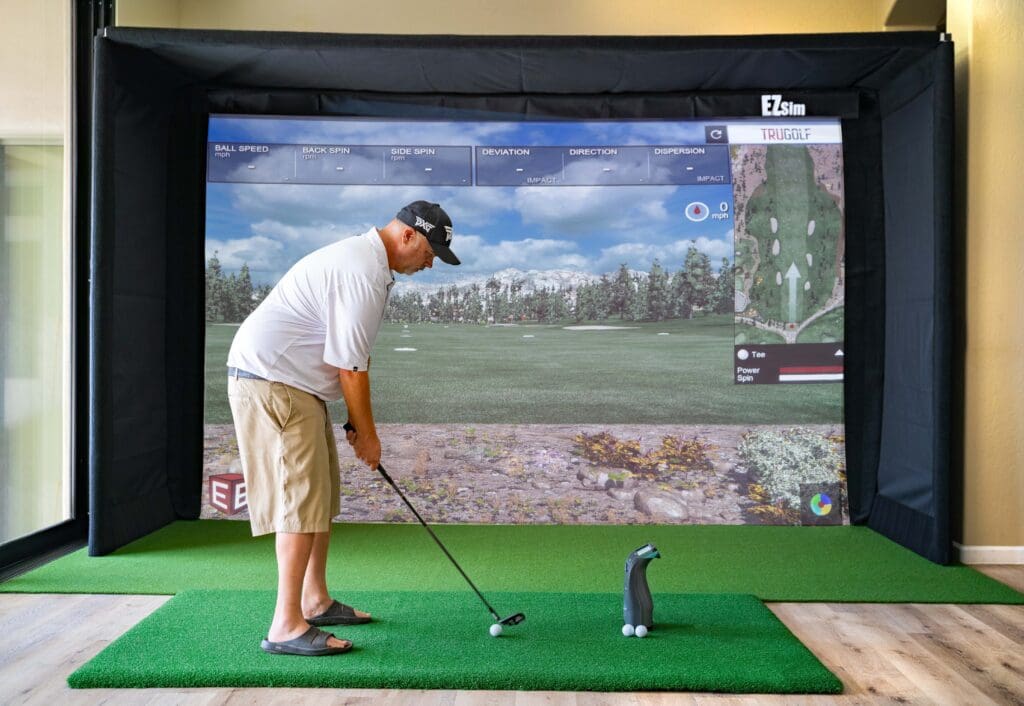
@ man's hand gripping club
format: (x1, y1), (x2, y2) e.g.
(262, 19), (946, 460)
(338, 368), (381, 468)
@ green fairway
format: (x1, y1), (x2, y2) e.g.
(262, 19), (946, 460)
(734, 324), (786, 345)
(205, 316), (842, 424)
(798, 307), (845, 344)
(738, 145), (842, 337)
(68, 589), (842, 693)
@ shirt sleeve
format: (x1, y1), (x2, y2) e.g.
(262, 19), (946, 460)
(322, 273), (387, 372)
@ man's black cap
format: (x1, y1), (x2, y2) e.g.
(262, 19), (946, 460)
(396, 201), (460, 265)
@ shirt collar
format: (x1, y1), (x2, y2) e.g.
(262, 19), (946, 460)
(366, 227), (395, 287)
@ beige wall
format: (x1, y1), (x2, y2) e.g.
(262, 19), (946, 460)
(948, 0), (1024, 548)
(114, 0), (1022, 550)
(0, 1), (68, 139)
(119, 0), (892, 35)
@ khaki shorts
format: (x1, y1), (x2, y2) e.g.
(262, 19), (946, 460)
(227, 376), (341, 536)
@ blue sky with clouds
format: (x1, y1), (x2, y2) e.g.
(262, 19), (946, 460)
(206, 117), (738, 287)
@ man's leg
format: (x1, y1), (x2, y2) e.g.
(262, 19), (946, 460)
(267, 532), (350, 649)
(301, 529), (371, 621)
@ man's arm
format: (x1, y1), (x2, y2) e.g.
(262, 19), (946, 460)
(339, 368), (381, 468)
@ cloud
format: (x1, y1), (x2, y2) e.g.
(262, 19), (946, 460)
(206, 236), (287, 277)
(577, 121), (709, 145)
(212, 116), (718, 154)
(205, 116), (735, 288)
(463, 236), (589, 272)
(592, 235), (733, 273)
(224, 180), (518, 237)
(441, 188), (512, 230)
(210, 223), (734, 291)
(399, 234), (588, 285)
(229, 183), (431, 227)
(406, 231), (733, 289)
(683, 235), (734, 264)
(207, 222), (372, 284)
(513, 185), (676, 235)
(248, 219), (368, 248)
(214, 116), (520, 149)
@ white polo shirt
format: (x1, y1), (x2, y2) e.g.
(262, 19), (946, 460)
(227, 228), (395, 401)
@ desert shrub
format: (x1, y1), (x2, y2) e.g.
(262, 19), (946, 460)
(739, 428), (841, 508)
(747, 482), (799, 523)
(573, 431), (714, 477)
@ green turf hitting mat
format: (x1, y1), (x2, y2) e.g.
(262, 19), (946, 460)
(5, 521), (1022, 604)
(67, 589), (843, 693)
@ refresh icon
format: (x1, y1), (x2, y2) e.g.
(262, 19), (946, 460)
(705, 126), (728, 143)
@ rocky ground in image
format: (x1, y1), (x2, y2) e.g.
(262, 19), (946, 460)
(203, 423), (847, 526)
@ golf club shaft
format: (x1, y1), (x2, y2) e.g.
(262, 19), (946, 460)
(342, 421), (500, 621)
(374, 462), (501, 622)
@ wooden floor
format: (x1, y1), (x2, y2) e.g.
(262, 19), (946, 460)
(1, 566), (1022, 705)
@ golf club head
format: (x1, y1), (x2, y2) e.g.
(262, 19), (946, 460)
(500, 612), (526, 626)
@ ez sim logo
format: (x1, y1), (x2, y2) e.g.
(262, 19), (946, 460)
(761, 94), (806, 117)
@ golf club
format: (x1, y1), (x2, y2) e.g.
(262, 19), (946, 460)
(343, 421), (525, 632)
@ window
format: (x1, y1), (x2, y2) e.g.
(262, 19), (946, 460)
(0, 3), (72, 547)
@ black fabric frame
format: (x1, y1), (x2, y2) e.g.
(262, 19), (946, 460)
(88, 29), (954, 563)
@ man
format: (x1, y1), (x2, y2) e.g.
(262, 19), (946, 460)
(226, 201), (460, 656)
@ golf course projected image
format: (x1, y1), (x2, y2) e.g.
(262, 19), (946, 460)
(204, 116), (848, 528)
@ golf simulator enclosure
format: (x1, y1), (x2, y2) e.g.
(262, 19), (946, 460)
(90, 30), (954, 562)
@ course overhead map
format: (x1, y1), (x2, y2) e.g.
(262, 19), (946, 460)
(729, 123), (845, 385)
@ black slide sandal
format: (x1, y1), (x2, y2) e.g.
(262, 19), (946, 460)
(307, 600), (372, 626)
(260, 626), (352, 656)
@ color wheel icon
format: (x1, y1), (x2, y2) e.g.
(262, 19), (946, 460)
(810, 493), (833, 516)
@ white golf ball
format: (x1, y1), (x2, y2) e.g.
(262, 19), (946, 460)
(635, 624), (648, 638)
(489, 623), (503, 637)
(622, 624), (635, 637)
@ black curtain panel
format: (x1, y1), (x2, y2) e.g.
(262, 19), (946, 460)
(89, 29), (953, 562)
(869, 46), (954, 563)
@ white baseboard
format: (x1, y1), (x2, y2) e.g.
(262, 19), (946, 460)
(955, 543), (1024, 565)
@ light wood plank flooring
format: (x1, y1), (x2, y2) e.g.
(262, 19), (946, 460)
(1, 566), (1021, 705)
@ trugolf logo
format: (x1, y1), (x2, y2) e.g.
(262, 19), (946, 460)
(415, 216), (435, 233)
(761, 94), (807, 117)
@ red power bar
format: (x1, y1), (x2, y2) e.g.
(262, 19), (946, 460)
(778, 366), (844, 374)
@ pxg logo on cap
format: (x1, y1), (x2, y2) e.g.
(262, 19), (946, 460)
(397, 200), (460, 265)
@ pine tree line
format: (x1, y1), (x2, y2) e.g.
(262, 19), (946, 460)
(205, 253), (272, 323)
(206, 244), (735, 325)
(386, 245), (735, 325)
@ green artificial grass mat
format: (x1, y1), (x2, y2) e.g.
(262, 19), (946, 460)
(4, 521), (1021, 603)
(67, 589), (842, 693)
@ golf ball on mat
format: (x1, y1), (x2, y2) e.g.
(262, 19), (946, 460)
(622, 624), (635, 637)
(635, 625), (648, 638)
(489, 623), (503, 637)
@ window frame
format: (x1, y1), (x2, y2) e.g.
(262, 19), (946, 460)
(0, 0), (114, 579)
